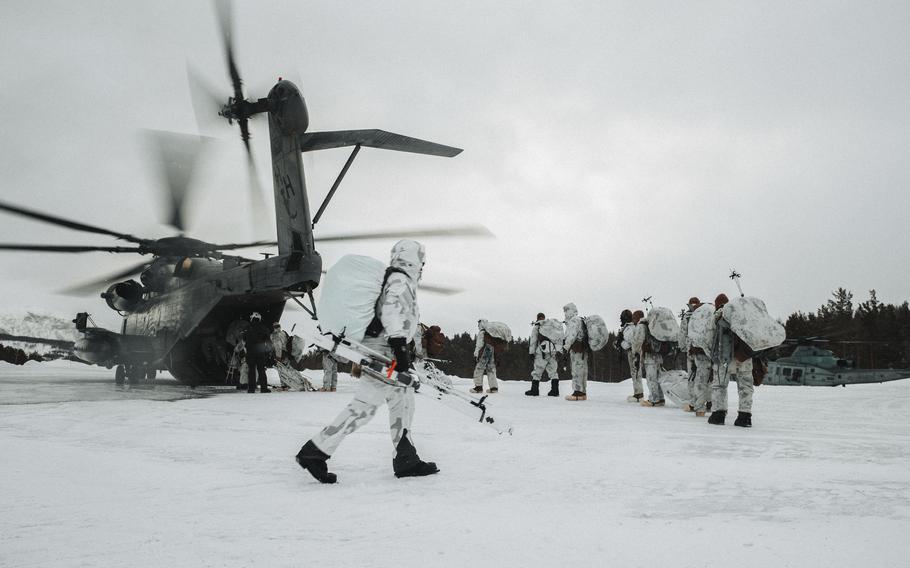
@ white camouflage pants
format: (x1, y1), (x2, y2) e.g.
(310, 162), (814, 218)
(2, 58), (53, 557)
(312, 340), (415, 456)
(643, 353), (664, 403)
(322, 353), (338, 389)
(626, 350), (642, 396)
(473, 358), (498, 389)
(569, 350), (588, 393)
(531, 352), (557, 382)
(690, 353), (713, 412)
(712, 357), (754, 413)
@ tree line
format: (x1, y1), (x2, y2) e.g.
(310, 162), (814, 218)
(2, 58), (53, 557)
(784, 288), (910, 369)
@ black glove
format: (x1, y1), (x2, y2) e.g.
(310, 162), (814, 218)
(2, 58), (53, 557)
(388, 337), (413, 371)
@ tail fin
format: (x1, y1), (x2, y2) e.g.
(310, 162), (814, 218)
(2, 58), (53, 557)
(269, 116), (313, 259)
(298, 129), (462, 157)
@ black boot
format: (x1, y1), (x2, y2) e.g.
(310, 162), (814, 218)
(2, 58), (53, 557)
(734, 411), (752, 427)
(525, 380), (540, 396)
(393, 430), (439, 478)
(295, 440), (337, 484)
(547, 379), (559, 397)
(708, 410), (726, 425)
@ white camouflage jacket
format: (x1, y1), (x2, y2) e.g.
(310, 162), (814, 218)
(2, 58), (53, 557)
(376, 240), (424, 343)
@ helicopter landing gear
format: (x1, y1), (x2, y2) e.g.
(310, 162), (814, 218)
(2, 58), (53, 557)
(126, 365), (147, 385)
(115, 364), (153, 385)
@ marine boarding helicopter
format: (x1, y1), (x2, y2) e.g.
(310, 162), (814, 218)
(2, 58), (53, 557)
(0, 1), (485, 385)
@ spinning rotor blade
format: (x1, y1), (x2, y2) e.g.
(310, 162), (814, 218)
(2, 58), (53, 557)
(311, 269), (463, 298)
(418, 282), (464, 296)
(0, 200), (142, 243)
(214, 0), (244, 105)
(210, 0), (269, 235)
(314, 224), (494, 243)
(212, 239), (276, 251)
(244, 143), (271, 236)
(144, 130), (209, 232)
(186, 64), (228, 136)
(0, 244), (141, 253)
(59, 260), (150, 296)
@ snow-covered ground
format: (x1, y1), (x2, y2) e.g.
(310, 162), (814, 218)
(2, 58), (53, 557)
(1, 361), (908, 568)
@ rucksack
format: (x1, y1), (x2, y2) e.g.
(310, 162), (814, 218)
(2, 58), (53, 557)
(536, 318), (565, 350)
(423, 325), (446, 358)
(484, 332), (509, 354)
(686, 303), (716, 352)
(646, 307), (680, 342)
(481, 321), (512, 354)
(722, 297), (786, 352)
(582, 315), (608, 351)
(316, 255), (387, 342)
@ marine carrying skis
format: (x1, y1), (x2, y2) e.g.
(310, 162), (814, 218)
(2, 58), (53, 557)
(306, 331), (513, 435)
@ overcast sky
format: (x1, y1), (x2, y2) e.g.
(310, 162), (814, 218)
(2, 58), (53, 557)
(1, 0), (909, 338)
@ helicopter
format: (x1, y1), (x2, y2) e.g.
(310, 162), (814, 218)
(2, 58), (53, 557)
(0, 1), (485, 386)
(764, 338), (910, 386)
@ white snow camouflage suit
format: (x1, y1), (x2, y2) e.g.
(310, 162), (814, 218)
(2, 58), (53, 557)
(640, 320), (665, 403)
(529, 322), (559, 382)
(678, 309), (695, 405)
(473, 320), (498, 390)
(711, 308), (753, 413)
(620, 322), (643, 398)
(312, 240), (425, 457)
(679, 309), (712, 413)
(563, 303), (588, 394)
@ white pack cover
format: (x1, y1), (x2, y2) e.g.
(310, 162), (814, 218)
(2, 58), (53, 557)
(584, 315), (609, 351)
(537, 318), (566, 346)
(483, 321), (513, 342)
(647, 307), (680, 342)
(658, 370), (690, 407)
(687, 303), (716, 352)
(316, 255), (386, 342)
(722, 296), (786, 351)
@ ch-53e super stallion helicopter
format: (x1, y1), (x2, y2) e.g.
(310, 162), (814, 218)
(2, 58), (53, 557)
(0, 1), (485, 385)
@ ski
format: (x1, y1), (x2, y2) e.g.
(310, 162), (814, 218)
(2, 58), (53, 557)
(305, 331), (513, 435)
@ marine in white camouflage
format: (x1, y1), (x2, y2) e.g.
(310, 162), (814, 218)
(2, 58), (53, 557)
(302, 240), (438, 480)
(473, 320), (499, 392)
(527, 314), (561, 396)
(709, 294), (754, 426)
(678, 298), (697, 410)
(640, 320), (665, 406)
(620, 310), (643, 402)
(563, 303), (588, 400)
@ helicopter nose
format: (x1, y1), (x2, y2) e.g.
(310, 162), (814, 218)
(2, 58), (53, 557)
(268, 79), (309, 135)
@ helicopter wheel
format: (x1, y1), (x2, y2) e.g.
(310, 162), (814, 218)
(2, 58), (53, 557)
(115, 365), (126, 385)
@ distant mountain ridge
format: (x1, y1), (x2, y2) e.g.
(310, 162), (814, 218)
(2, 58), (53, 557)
(0, 311), (79, 354)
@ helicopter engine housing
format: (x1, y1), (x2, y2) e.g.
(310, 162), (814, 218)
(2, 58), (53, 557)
(102, 280), (144, 312)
